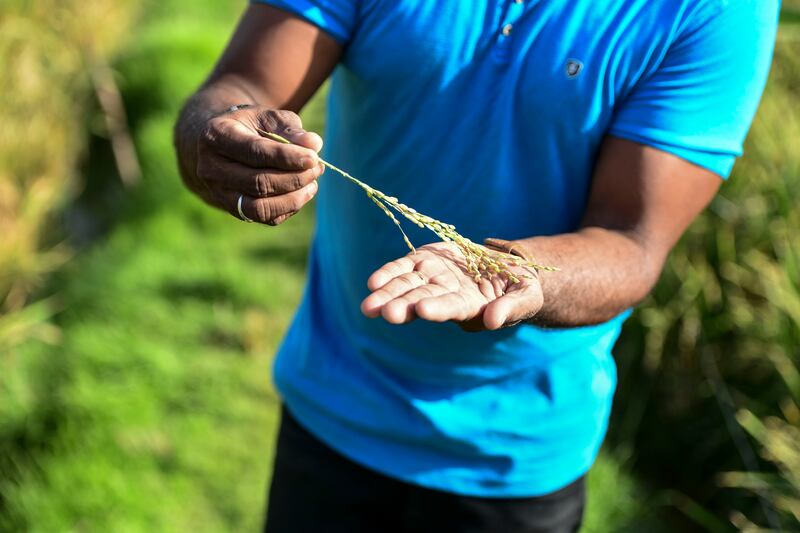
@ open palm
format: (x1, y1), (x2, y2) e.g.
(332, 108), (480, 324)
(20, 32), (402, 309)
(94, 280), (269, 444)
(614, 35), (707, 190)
(361, 242), (544, 331)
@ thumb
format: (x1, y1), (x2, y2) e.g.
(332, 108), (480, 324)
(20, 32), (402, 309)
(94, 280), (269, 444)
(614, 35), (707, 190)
(482, 284), (543, 330)
(483, 237), (514, 253)
(282, 126), (324, 153)
(255, 108), (324, 153)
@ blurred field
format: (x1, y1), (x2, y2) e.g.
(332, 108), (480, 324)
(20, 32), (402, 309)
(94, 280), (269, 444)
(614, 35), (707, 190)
(610, 14), (800, 530)
(0, 0), (137, 353)
(1, 1), (798, 531)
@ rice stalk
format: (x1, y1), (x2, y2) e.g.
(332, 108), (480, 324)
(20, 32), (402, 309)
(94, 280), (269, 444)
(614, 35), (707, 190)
(258, 129), (559, 284)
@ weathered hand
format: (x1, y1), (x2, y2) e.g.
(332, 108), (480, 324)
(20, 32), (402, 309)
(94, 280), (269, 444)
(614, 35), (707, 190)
(361, 242), (544, 331)
(196, 106), (325, 225)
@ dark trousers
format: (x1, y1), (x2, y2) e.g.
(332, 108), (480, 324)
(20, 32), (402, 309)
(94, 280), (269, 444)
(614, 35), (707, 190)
(264, 407), (586, 533)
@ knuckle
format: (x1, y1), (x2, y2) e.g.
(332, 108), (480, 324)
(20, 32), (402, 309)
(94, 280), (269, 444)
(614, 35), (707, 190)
(406, 272), (422, 283)
(259, 110), (280, 131)
(211, 117), (230, 135)
(253, 173), (272, 196)
(255, 200), (272, 224)
(292, 172), (306, 190)
(274, 109), (301, 127)
(259, 109), (302, 132)
(396, 275), (414, 288)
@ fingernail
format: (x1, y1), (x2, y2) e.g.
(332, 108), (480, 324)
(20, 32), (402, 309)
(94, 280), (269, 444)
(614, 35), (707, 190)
(300, 157), (314, 169)
(309, 180), (318, 194)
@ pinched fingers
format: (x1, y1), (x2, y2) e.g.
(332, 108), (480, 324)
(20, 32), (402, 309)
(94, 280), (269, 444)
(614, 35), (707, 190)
(218, 180), (318, 226)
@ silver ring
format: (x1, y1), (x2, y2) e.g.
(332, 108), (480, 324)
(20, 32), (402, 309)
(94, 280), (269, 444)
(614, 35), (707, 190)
(237, 195), (253, 223)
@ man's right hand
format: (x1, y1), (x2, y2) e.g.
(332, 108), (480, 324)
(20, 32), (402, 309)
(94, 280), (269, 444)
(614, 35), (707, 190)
(196, 105), (325, 225)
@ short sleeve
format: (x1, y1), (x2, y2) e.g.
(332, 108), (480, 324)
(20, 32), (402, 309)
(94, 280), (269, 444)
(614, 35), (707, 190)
(608, 0), (779, 178)
(252, 0), (358, 44)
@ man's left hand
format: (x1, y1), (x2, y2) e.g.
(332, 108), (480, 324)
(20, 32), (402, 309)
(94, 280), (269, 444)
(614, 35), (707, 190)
(360, 242), (543, 331)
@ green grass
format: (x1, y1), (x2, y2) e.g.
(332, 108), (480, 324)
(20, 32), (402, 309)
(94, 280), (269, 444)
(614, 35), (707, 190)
(0, 169), (657, 529)
(0, 0), (669, 530)
(1, 191), (309, 531)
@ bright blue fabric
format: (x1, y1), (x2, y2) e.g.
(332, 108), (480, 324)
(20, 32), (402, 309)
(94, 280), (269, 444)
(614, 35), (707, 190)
(253, 0), (778, 496)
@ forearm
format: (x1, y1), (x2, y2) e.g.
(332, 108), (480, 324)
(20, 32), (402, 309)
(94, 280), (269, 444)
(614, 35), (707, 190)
(174, 75), (270, 203)
(505, 227), (665, 328)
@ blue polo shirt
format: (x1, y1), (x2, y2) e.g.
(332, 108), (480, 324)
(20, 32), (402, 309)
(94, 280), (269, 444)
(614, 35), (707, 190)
(255, 0), (778, 496)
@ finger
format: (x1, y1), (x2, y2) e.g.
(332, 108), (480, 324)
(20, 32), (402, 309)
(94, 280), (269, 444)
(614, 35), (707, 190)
(202, 118), (319, 170)
(219, 180), (318, 225)
(255, 109), (324, 153)
(381, 284), (451, 324)
(367, 257), (416, 291)
(483, 238), (533, 262)
(282, 127), (324, 153)
(415, 291), (482, 323)
(232, 164), (325, 197)
(221, 162), (324, 197)
(483, 238), (514, 252)
(199, 157), (324, 197)
(361, 271), (428, 318)
(482, 284), (544, 331)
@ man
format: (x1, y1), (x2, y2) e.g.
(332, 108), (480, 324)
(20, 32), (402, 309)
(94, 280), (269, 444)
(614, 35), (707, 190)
(174, 1), (778, 531)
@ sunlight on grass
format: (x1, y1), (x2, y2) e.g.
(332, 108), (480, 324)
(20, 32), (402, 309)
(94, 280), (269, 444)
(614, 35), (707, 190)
(0, 0), (732, 530)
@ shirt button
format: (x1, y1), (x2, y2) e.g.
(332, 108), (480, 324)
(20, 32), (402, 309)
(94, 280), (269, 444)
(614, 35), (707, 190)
(502, 23), (513, 36)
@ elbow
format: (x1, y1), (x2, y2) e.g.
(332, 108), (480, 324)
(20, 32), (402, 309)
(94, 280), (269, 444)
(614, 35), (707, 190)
(628, 240), (669, 307)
